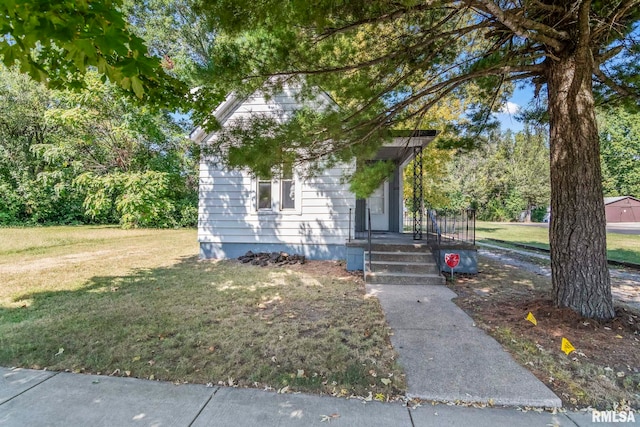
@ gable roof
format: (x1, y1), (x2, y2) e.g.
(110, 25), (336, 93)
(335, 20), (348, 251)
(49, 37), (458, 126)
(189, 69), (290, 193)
(604, 196), (640, 205)
(189, 83), (438, 158)
(190, 82), (338, 145)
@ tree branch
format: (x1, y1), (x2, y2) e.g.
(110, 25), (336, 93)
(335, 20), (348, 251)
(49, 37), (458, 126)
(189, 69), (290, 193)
(592, 0), (640, 43)
(470, 0), (568, 51)
(316, 1), (439, 40)
(593, 67), (638, 99)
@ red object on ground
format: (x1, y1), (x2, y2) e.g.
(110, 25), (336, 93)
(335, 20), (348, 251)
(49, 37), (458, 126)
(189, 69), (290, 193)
(445, 253), (460, 269)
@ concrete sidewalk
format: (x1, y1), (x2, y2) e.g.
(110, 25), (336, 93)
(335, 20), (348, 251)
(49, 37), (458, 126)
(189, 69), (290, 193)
(367, 285), (562, 408)
(0, 367), (615, 426)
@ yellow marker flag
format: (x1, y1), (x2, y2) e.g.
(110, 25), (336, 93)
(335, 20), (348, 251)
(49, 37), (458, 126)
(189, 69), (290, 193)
(526, 312), (537, 326)
(561, 337), (575, 355)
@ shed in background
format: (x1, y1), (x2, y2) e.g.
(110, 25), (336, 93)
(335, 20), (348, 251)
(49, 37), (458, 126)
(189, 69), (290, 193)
(604, 196), (640, 222)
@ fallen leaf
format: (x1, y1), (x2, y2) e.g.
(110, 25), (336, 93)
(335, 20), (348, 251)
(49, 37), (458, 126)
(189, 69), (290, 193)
(320, 413), (340, 422)
(132, 356), (141, 362)
(615, 335), (623, 339)
(278, 385), (290, 394)
(381, 378), (391, 386)
(54, 348), (64, 356)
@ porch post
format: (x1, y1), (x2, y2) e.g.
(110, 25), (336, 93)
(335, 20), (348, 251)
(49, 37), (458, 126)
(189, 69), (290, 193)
(412, 146), (423, 240)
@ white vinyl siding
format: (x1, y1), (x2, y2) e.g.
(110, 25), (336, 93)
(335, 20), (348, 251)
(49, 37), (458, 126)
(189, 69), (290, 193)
(197, 87), (355, 248)
(198, 159), (354, 245)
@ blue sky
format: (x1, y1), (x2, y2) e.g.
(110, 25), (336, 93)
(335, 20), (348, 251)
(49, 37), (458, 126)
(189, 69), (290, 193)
(494, 85), (536, 132)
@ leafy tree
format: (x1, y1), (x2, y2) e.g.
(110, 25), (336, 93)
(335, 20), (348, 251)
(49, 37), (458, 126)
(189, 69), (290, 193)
(187, 0), (640, 320)
(444, 127), (550, 222)
(0, 68), (85, 224)
(509, 128), (551, 221)
(52, 73), (198, 228)
(0, 67), (197, 227)
(598, 106), (640, 197)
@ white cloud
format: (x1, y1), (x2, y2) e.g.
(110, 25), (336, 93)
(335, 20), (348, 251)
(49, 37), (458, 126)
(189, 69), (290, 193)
(499, 101), (520, 115)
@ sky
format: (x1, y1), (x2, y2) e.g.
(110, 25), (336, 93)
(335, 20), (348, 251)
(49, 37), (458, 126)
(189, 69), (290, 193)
(494, 84), (536, 133)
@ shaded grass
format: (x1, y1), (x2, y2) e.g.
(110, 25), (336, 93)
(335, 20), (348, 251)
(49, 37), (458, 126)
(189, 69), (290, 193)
(475, 222), (640, 264)
(0, 226), (404, 397)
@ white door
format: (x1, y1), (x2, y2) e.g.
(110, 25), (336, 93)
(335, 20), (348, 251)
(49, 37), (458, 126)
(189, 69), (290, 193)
(367, 181), (389, 231)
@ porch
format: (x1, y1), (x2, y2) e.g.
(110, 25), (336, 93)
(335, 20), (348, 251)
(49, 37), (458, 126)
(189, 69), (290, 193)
(345, 226), (478, 275)
(345, 130), (478, 276)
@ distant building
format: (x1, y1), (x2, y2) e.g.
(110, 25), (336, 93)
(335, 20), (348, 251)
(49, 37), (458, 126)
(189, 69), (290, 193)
(604, 196), (640, 223)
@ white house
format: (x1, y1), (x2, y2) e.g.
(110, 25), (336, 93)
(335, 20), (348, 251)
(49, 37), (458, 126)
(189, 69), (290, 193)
(190, 84), (436, 269)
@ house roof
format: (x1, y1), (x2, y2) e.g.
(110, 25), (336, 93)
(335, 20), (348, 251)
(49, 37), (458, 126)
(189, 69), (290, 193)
(604, 196), (640, 205)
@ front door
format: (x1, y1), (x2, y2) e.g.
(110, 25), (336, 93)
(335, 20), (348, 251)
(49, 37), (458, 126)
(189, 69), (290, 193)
(367, 181), (389, 231)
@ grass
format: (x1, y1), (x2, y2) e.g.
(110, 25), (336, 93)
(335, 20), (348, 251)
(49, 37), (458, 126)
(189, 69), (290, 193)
(0, 226), (404, 398)
(475, 222), (640, 264)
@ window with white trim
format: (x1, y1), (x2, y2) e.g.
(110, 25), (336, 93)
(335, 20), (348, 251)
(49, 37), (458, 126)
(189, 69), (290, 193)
(255, 169), (299, 212)
(280, 169), (295, 210)
(257, 178), (272, 210)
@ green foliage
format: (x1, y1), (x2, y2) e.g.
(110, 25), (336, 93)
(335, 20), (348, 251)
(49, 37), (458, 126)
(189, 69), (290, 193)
(0, 67), (197, 227)
(348, 160), (395, 199)
(0, 0), (197, 111)
(76, 171), (177, 228)
(403, 144), (454, 211)
(442, 127), (550, 222)
(598, 106), (640, 198)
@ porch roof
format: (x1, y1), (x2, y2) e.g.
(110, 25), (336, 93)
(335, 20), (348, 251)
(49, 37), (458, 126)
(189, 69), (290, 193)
(375, 129), (438, 164)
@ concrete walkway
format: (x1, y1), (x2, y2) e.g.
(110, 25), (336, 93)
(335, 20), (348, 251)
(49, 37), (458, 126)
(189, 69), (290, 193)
(0, 367), (615, 426)
(367, 285), (562, 408)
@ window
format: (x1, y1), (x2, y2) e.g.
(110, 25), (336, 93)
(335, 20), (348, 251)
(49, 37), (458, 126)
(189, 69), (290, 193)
(368, 184), (385, 214)
(257, 179), (271, 210)
(255, 169), (299, 212)
(280, 169), (295, 210)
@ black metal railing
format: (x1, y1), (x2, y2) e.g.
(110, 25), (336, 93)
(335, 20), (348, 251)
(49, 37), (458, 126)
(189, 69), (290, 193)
(349, 206), (369, 241)
(403, 208), (476, 245)
(367, 207), (372, 272)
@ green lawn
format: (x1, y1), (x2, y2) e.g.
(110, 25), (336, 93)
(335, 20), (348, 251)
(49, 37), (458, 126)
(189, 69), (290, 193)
(475, 222), (640, 264)
(0, 226), (404, 398)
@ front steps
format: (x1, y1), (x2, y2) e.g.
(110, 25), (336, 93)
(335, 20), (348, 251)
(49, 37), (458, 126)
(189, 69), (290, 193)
(364, 243), (445, 285)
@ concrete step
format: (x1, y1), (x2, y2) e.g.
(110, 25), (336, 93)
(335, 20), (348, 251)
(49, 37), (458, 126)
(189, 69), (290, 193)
(367, 251), (434, 263)
(364, 271), (445, 285)
(367, 260), (439, 274)
(368, 243), (432, 253)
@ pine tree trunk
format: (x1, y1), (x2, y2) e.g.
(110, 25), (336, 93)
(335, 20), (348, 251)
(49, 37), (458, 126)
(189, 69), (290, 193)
(546, 55), (615, 320)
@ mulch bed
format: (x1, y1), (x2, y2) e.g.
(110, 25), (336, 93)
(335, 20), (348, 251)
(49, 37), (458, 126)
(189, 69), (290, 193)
(451, 271), (640, 408)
